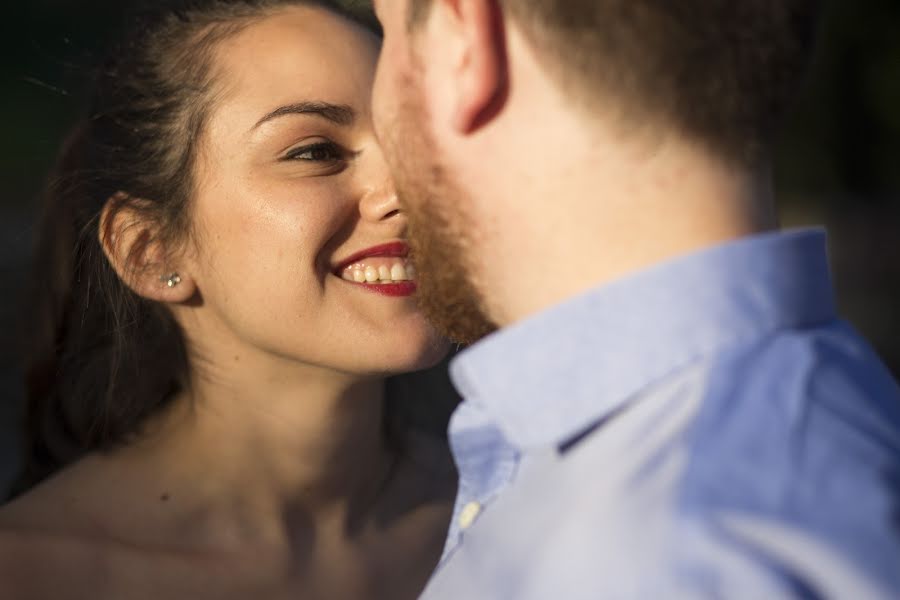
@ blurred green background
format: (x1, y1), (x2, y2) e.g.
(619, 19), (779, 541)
(1, 0), (899, 489)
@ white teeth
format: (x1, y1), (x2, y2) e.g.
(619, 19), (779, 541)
(391, 263), (408, 281)
(340, 260), (416, 284)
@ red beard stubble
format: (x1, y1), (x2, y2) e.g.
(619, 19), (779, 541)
(382, 76), (498, 345)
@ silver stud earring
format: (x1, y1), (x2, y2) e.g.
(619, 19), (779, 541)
(160, 273), (182, 288)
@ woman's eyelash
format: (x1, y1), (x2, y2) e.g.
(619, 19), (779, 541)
(284, 141), (346, 162)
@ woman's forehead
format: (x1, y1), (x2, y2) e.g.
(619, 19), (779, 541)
(211, 5), (379, 117)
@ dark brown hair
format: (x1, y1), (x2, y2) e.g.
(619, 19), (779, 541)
(15, 0), (378, 496)
(409, 0), (821, 165)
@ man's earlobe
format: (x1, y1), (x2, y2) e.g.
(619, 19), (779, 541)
(450, 0), (508, 134)
(98, 193), (197, 304)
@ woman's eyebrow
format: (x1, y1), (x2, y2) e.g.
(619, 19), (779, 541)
(252, 101), (356, 130)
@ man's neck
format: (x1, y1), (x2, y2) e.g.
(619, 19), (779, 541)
(463, 103), (777, 327)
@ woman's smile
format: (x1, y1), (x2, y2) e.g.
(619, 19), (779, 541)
(332, 240), (418, 297)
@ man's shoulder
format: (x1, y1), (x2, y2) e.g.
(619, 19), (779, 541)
(673, 319), (900, 509)
(701, 319), (900, 449)
(519, 320), (900, 589)
(549, 318), (900, 510)
(663, 321), (900, 593)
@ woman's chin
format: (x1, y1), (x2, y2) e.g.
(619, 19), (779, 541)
(363, 328), (451, 376)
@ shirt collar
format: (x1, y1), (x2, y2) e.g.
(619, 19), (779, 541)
(449, 229), (837, 450)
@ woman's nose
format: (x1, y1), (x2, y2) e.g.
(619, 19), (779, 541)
(358, 147), (403, 224)
(360, 179), (401, 223)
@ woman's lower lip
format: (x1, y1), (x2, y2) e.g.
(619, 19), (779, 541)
(343, 280), (417, 297)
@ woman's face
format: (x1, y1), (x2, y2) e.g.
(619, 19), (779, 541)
(182, 6), (446, 375)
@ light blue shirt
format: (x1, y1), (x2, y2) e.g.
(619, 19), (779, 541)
(424, 230), (900, 599)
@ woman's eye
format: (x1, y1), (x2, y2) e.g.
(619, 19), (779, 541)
(285, 142), (344, 162)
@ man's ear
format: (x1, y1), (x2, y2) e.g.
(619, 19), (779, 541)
(98, 193), (196, 304)
(434, 0), (508, 134)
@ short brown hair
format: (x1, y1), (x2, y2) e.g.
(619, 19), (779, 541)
(409, 0), (821, 165)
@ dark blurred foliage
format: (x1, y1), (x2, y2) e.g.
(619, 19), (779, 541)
(0, 0), (131, 489)
(774, 0), (900, 378)
(1, 0), (899, 489)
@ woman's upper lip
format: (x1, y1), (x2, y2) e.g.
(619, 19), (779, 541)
(333, 241), (409, 273)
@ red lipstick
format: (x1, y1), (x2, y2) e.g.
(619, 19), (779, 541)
(352, 281), (417, 297)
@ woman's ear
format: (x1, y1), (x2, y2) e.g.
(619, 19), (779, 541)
(98, 193), (197, 304)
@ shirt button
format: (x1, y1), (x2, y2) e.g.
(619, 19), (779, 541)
(459, 501), (482, 530)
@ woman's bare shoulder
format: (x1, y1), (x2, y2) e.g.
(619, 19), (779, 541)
(0, 498), (190, 600)
(0, 470), (89, 534)
(0, 517), (106, 600)
(0, 468), (120, 598)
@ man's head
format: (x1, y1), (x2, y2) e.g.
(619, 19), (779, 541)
(400, 0), (820, 164)
(372, 0), (821, 342)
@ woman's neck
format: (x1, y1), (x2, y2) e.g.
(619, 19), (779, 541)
(109, 355), (396, 549)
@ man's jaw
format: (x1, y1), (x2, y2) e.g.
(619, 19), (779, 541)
(403, 198), (498, 345)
